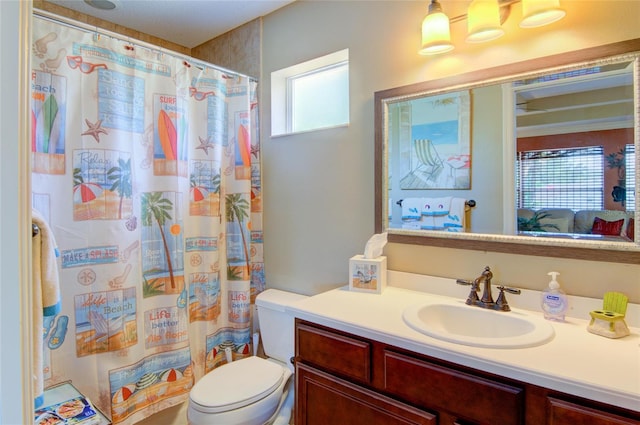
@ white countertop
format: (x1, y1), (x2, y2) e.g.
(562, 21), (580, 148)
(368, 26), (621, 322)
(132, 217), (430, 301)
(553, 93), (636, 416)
(287, 271), (640, 412)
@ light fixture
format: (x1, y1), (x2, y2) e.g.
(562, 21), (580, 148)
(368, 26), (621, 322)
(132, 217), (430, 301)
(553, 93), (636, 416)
(419, 0), (566, 55)
(419, 0), (454, 56)
(84, 0), (119, 11)
(519, 0), (566, 28)
(466, 0), (505, 43)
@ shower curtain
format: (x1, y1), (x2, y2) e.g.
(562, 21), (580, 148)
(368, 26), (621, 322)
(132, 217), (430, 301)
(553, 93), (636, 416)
(31, 14), (264, 424)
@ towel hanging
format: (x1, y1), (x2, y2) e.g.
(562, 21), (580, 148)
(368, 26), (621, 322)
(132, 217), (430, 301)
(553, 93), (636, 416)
(397, 198), (476, 209)
(31, 209), (61, 408)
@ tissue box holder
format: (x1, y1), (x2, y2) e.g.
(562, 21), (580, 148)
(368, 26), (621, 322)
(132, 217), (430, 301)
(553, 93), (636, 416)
(349, 255), (387, 294)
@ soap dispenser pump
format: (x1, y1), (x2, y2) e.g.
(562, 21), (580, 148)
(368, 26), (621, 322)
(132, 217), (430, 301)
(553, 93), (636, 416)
(541, 271), (568, 322)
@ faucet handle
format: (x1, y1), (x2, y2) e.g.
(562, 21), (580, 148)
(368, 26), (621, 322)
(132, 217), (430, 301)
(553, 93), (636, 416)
(495, 285), (521, 311)
(456, 278), (475, 287)
(498, 286), (521, 295)
(457, 278), (480, 305)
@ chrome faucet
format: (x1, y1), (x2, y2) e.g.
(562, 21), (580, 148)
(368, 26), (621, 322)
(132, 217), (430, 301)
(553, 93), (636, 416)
(456, 266), (521, 312)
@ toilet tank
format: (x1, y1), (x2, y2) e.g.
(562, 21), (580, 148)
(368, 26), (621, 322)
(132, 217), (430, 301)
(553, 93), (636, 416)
(255, 289), (307, 365)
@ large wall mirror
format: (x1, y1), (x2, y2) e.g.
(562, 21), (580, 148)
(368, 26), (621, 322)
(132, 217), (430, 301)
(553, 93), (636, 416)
(375, 39), (640, 264)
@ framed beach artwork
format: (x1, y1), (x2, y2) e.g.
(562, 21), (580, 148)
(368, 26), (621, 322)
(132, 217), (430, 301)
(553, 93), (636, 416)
(393, 90), (471, 190)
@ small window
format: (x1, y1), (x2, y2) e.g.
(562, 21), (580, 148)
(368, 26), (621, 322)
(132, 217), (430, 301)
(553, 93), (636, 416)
(517, 147), (604, 210)
(271, 49), (349, 136)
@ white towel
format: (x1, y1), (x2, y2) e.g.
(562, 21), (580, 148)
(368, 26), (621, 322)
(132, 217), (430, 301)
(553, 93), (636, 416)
(401, 198), (421, 221)
(401, 222), (421, 230)
(439, 197), (466, 232)
(32, 209), (61, 408)
(420, 197), (450, 230)
(421, 197), (451, 217)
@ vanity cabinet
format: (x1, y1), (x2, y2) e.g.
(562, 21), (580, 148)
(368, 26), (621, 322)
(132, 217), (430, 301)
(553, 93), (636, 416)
(295, 319), (640, 425)
(295, 321), (435, 424)
(297, 364), (436, 425)
(545, 397), (639, 425)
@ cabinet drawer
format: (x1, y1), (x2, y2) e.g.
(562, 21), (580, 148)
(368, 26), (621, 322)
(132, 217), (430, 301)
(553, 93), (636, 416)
(547, 397), (640, 425)
(383, 350), (524, 425)
(297, 363), (436, 425)
(296, 321), (371, 383)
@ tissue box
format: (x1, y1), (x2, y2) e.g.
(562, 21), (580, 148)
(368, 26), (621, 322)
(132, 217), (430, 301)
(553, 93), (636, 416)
(349, 255), (387, 294)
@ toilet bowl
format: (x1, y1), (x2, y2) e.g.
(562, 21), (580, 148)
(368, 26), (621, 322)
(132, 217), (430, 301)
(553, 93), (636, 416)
(187, 289), (307, 425)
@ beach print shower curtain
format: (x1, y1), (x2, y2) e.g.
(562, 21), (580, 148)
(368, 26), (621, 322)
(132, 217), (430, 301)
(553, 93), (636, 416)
(31, 15), (264, 424)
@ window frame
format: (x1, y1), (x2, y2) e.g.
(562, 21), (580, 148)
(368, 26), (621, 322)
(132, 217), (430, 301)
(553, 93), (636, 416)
(285, 60), (349, 134)
(271, 49), (349, 137)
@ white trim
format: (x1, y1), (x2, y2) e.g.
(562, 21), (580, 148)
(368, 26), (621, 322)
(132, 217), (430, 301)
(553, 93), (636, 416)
(502, 82), (517, 234)
(21, 1), (35, 423)
(1, 1), (34, 423)
(517, 119), (634, 138)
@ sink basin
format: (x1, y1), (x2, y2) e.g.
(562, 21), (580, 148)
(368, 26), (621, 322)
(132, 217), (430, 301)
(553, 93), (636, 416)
(403, 301), (555, 349)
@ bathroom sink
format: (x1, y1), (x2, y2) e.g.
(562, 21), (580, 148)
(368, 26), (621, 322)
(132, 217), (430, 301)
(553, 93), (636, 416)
(403, 300), (555, 349)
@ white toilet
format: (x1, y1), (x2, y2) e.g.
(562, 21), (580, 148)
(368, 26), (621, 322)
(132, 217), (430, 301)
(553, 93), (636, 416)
(187, 289), (307, 425)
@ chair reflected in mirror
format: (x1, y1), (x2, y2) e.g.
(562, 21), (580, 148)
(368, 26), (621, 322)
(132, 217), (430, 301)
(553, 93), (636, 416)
(415, 138), (444, 179)
(400, 139), (444, 188)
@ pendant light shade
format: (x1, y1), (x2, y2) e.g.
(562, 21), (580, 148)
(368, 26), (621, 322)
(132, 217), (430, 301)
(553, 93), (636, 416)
(419, 0), (454, 55)
(466, 0), (505, 43)
(417, 0), (567, 56)
(519, 0), (566, 28)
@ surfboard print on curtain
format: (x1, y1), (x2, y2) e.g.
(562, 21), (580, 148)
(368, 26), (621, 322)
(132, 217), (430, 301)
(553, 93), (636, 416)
(32, 70), (67, 174)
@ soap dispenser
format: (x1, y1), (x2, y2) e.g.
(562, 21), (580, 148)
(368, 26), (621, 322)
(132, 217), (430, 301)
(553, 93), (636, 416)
(541, 271), (568, 322)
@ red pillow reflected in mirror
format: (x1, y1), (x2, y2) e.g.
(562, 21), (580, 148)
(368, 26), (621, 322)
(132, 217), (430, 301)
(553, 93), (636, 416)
(591, 217), (624, 236)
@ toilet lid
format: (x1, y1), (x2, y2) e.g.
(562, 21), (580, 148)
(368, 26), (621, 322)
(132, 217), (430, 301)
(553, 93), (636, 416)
(190, 356), (285, 413)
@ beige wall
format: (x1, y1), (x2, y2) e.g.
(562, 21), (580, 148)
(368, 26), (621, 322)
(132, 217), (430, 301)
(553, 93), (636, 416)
(192, 18), (261, 79)
(261, 1), (640, 302)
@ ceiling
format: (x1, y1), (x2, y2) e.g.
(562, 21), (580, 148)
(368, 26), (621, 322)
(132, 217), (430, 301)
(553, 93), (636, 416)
(45, 0), (296, 48)
(514, 61), (635, 136)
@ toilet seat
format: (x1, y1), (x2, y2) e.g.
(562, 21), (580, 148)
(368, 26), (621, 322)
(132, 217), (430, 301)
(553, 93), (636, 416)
(189, 356), (285, 414)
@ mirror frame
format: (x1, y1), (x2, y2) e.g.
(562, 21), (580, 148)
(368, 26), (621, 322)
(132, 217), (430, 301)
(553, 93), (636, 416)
(375, 39), (640, 264)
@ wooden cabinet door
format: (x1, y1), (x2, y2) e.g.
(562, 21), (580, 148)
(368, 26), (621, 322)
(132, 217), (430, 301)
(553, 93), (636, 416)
(296, 320), (372, 384)
(382, 350), (524, 425)
(296, 363), (437, 425)
(547, 398), (640, 425)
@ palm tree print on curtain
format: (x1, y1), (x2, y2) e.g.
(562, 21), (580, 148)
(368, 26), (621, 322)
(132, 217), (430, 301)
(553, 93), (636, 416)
(141, 191), (184, 294)
(108, 158), (133, 219)
(226, 193), (251, 281)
